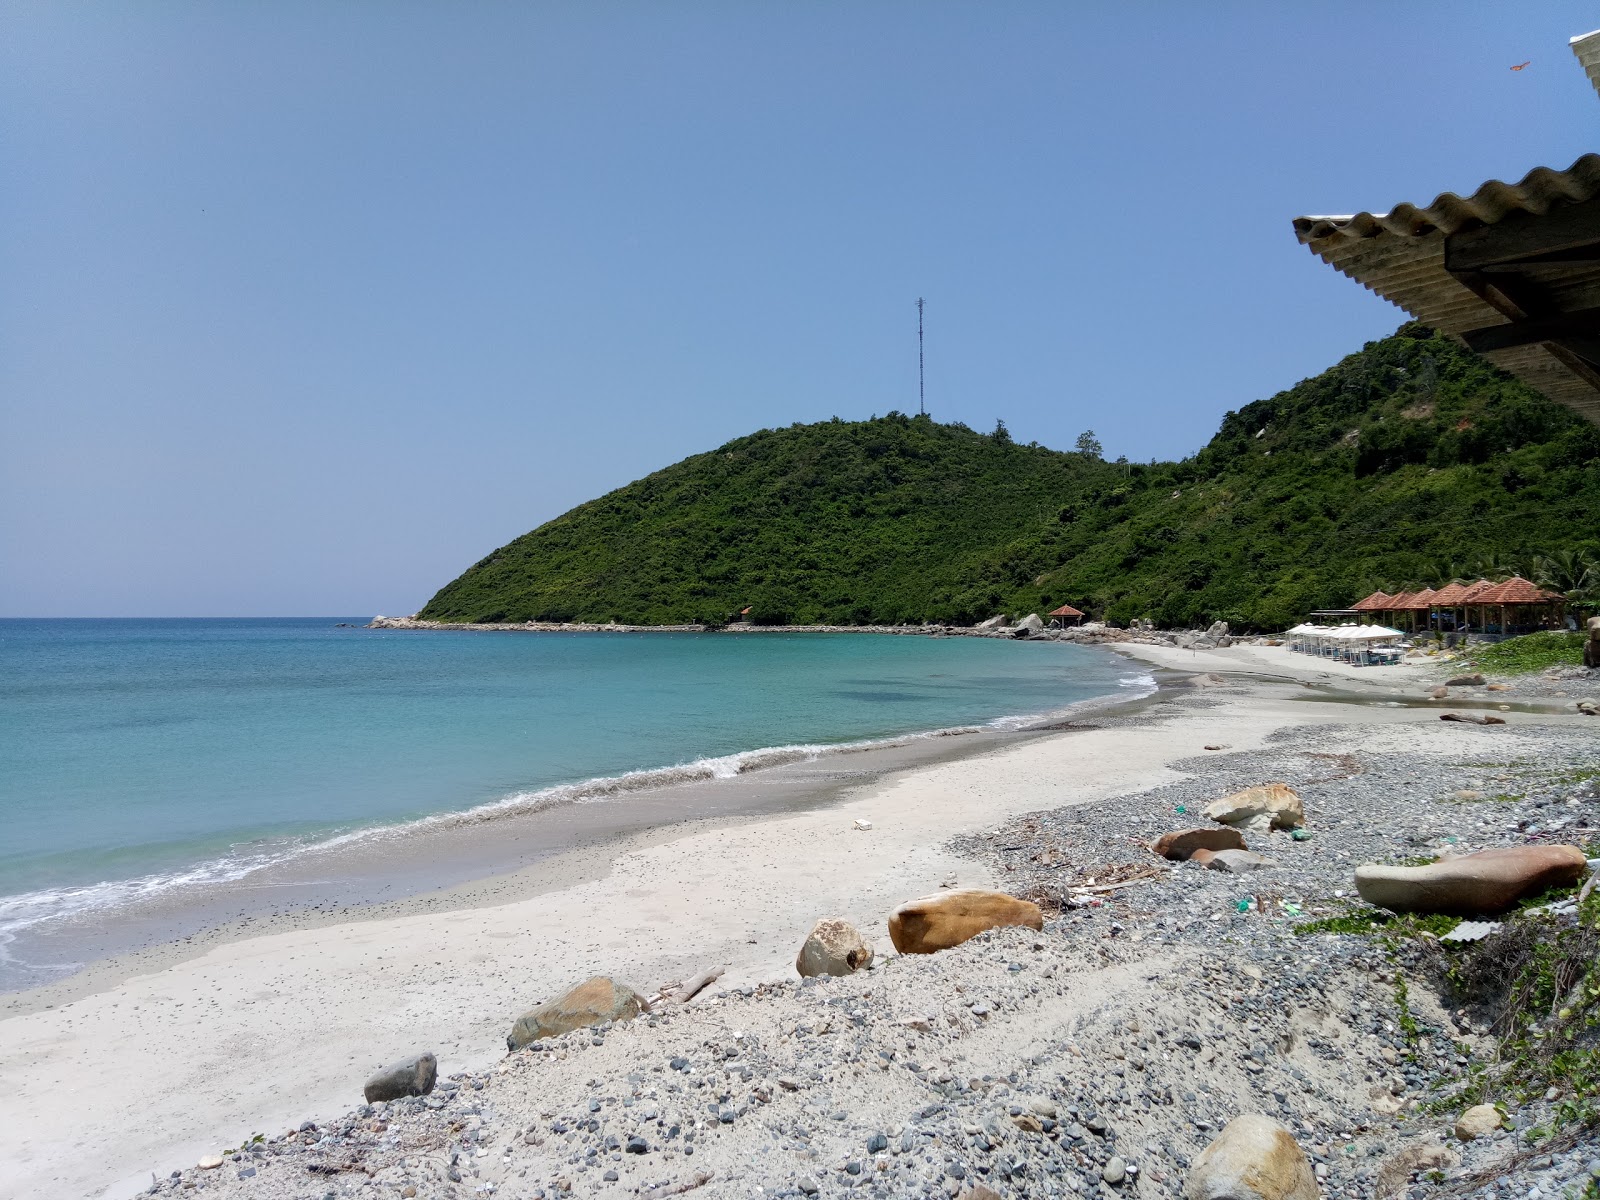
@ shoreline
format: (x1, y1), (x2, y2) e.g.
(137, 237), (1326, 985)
(1, 652), (1594, 1200)
(0, 644), (1158, 1002)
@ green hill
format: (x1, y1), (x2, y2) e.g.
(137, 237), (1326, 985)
(419, 325), (1600, 631)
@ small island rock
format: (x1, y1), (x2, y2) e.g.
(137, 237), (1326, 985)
(888, 889), (1043, 954)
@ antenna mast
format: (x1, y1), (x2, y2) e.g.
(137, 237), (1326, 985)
(916, 297), (925, 416)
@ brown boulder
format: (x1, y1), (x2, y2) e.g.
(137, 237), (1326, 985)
(1445, 673), (1486, 686)
(888, 889), (1043, 954)
(1355, 845), (1587, 916)
(507, 976), (648, 1051)
(795, 918), (874, 977)
(1153, 828), (1247, 861)
(1203, 783), (1304, 833)
(1440, 712), (1506, 725)
(1183, 1113), (1317, 1200)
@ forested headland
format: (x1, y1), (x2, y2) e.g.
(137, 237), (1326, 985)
(419, 325), (1600, 631)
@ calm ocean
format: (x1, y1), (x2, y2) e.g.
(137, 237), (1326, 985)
(0, 619), (1148, 979)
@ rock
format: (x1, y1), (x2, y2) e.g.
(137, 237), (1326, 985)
(1375, 1144), (1457, 1198)
(1486, 683), (1511, 691)
(888, 889), (1044, 954)
(1183, 1113), (1317, 1200)
(1454, 790), (1484, 802)
(1578, 700), (1599, 716)
(1355, 845), (1587, 915)
(853, 818), (873, 831)
(1440, 712), (1506, 725)
(1445, 673), (1486, 686)
(956, 1188), (1003, 1200)
(1015, 614), (1045, 635)
(1103, 1155), (1127, 1184)
(1454, 1103), (1502, 1140)
(1207, 620), (1230, 639)
(795, 918), (874, 977)
(1205, 849), (1276, 874)
(975, 615), (1008, 632)
(1153, 828), (1248, 861)
(197, 1156), (223, 1170)
(1185, 673), (1228, 688)
(1203, 783), (1304, 833)
(1428, 686), (1449, 700)
(1189, 848), (1217, 867)
(363, 1052), (438, 1103)
(507, 977), (648, 1050)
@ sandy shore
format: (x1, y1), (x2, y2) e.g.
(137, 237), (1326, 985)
(0, 650), (1590, 1200)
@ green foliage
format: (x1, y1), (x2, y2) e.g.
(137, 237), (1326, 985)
(1464, 631), (1587, 675)
(419, 326), (1600, 628)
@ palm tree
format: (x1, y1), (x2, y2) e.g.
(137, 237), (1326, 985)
(1535, 549), (1599, 612)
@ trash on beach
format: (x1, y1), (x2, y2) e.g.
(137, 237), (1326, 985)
(853, 819), (873, 831)
(1291, 829), (1311, 842)
(1441, 920), (1500, 944)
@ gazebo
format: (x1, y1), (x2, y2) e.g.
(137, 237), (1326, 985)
(1466, 577), (1567, 637)
(1047, 603), (1086, 628)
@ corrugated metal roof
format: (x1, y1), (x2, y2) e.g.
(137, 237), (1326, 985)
(1572, 29), (1600, 97)
(1294, 154), (1600, 425)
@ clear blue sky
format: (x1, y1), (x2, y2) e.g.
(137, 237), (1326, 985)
(4, 3), (1596, 616)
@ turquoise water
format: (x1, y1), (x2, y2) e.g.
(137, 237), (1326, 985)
(0, 619), (1146, 960)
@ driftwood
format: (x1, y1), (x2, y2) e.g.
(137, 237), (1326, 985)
(643, 1171), (713, 1199)
(650, 966), (726, 1007)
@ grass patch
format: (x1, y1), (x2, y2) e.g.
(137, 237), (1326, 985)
(1293, 907), (1458, 939)
(1463, 631), (1586, 676)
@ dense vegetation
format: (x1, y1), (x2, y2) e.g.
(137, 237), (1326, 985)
(420, 325), (1600, 630)
(1463, 631), (1588, 675)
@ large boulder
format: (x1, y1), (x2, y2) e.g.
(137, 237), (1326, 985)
(363, 1052), (437, 1103)
(1203, 783), (1303, 834)
(507, 976), (648, 1051)
(795, 918), (874, 977)
(888, 889), (1043, 955)
(1444, 672), (1486, 687)
(975, 615), (1008, 632)
(1183, 1113), (1317, 1200)
(1014, 614), (1045, 635)
(1153, 828), (1247, 861)
(1355, 845), (1587, 916)
(1586, 617), (1600, 669)
(1205, 849), (1276, 874)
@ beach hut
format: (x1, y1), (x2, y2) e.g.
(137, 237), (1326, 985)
(1047, 603), (1086, 628)
(1350, 591), (1393, 621)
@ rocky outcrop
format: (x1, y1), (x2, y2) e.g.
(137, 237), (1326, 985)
(508, 977), (648, 1051)
(1354, 845), (1588, 915)
(1153, 828), (1247, 861)
(1013, 614), (1044, 636)
(795, 918), (873, 977)
(888, 889), (1043, 954)
(364, 1053), (437, 1103)
(1203, 783), (1304, 833)
(1183, 1113), (1318, 1200)
(975, 615), (1008, 632)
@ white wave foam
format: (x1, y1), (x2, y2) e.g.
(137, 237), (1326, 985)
(0, 669), (1158, 955)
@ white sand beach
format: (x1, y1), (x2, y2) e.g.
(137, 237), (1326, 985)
(0, 654), (1591, 1200)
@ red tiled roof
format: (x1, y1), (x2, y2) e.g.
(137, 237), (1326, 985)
(1473, 576), (1566, 605)
(1459, 579), (1498, 601)
(1047, 604), (1085, 617)
(1428, 582), (1472, 605)
(1351, 591), (1392, 612)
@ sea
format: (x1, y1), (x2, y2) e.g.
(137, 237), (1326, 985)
(0, 618), (1151, 990)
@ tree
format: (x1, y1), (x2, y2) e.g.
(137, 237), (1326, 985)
(1075, 430), (1103, 459)
(991, 419), (1012, 446)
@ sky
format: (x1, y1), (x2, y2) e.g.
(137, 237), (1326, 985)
(4, 3), (1597, 616)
